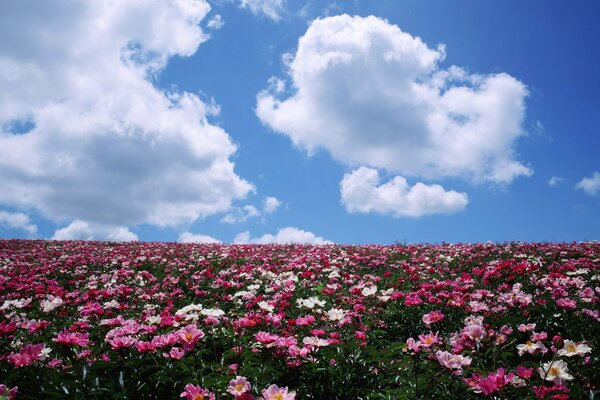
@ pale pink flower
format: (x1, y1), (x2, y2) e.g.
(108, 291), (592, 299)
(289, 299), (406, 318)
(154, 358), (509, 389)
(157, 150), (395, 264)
(260, 384), (296, 400)
(435, 350), (471, 375)
(227, 376), (251, 397)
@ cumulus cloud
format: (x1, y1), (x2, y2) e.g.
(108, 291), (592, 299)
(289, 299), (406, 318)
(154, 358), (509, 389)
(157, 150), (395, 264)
(263, 196), (281, 213)
(234, 226), (331, 244)
(0, 210), (38, 234)
(0, 0), (252, 230)
(178, 231), (221, 243)
(341, 167), (468, 217)
(576, 172), (600, 196)
(239, 0), (284, 21)
(256, 14), (532, 184)
(52, 220), (137, 241)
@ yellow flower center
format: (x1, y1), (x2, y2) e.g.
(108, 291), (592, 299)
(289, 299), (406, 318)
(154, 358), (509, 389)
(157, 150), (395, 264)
(185, 332), (194, 342)
(548, 367), (560, 377)
(234, 384), (244, 391)
(273, 394), (284, 400)
(566, 344), (577, 352)
(193, 394), (204, 400)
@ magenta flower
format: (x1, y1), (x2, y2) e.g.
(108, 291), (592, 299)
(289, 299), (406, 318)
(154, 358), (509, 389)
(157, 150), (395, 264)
(0, 385), (18, 400)
(53, 330), (90, 347)
(180, 384), (215, 400)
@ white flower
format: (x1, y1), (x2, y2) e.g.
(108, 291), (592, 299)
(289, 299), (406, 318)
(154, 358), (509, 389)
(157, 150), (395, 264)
(296, 296), (325, 309)
(257, 301), (274, 313)
(361, 285), (378, 297)
(40, 346), (52, 360)
(302, 336), (330, 347)
(40, 296), (64, 313)
(327, 308), (346, 322)
(103, 300), (120, 309)
(145, 316), (162, 325)
(517, 341), (546, 356)
(557, 340), (592, 357)
(538, 360), (574, 383)
(200, 308), (226, 318)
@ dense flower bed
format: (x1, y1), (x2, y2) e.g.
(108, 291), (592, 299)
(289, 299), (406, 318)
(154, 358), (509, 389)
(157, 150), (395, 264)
(0, 240), (599, 399)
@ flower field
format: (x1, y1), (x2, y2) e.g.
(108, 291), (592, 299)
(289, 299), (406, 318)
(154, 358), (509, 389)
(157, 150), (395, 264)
(0, 240), (599, 399)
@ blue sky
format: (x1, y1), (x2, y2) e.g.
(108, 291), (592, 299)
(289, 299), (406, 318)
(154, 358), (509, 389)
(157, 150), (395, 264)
(0, 0), (598, 244)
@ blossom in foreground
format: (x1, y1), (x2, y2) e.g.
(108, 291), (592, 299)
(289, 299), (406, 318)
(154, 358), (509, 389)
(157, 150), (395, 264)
(227, 376), (251, 397)
(537, 360), (574, 383)
(0, 384), (18, 400)
(260, 384), (296, 400)
(180, 384), (215, 400)
(556, 340), (592, 357)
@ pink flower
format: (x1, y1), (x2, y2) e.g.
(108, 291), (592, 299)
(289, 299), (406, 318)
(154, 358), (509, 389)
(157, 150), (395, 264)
(227, 376), (251, 397)
(177, 324), (205, 350)
(53, 330), (90, 347)
(418, 331), (441, 348)
(422, 310), (445, 327)
(180, 384), (215, 400)
(260, 384), (296, 400)
(106, 335), (136, 350)
(168, 347), (186, 359)
(435, 350), (471, 375)
(255, 331), (279, 345)
(477, 368), (514, 395)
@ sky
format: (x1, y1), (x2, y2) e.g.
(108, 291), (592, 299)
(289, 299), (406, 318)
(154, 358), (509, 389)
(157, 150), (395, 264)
(0, 0), (599, 244)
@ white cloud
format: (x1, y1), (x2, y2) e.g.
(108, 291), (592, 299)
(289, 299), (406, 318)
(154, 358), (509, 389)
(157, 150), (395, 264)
(576, 172), (600, 196)
(341, 167), (468, 217)
(178, 231), (221, 243)
(234, 226), (331, 244)
(239, 0), (284, 21)
(0, 210), (37, 234)
(548, 176), (564, 187)
(263, 196), (281, 213)
(256, 14), (532, 184)
(206, 14), (225, 30)
(221, 205), (261, 223)
(0, 0), (252, 231)
(52, 220), (137, 241)
(221, 196), (282, 223)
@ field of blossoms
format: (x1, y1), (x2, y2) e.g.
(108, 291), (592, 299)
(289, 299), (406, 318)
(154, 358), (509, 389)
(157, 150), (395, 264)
(0, 240), (599, 399)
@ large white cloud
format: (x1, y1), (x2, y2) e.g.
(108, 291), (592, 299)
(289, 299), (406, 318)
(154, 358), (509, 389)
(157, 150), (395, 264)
(234, 226), (331, 244)
(340, 167), (468, 217)
(576, 172), (600, 196)
(0, 210), (38, 235)
(256, 14), (532, 184)
(0, 0), (252, 229)
(52, 220), (137, 241)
